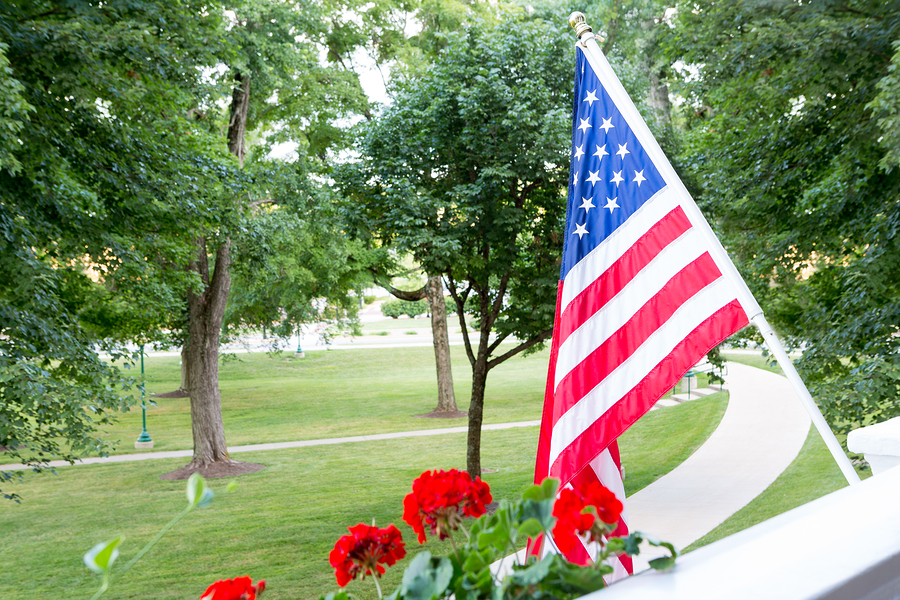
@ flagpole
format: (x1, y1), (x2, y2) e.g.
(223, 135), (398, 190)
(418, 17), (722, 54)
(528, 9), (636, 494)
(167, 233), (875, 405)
(752, 314), (860, 485)
(569, 12), (860, 487)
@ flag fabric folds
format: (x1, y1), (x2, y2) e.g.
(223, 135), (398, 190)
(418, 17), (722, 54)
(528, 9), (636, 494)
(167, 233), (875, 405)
(533, 42), (754, 577)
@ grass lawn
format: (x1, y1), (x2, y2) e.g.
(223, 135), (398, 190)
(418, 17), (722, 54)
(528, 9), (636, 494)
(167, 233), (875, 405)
(1, 344), (727, 600)
(96, 346), (552, 454)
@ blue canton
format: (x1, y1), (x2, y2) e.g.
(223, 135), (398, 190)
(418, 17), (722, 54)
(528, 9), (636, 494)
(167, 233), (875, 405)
(560, 47), (666, 279)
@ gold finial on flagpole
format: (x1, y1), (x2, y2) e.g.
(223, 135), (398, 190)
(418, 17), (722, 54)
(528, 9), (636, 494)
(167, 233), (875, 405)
(568, 12), (593, 40)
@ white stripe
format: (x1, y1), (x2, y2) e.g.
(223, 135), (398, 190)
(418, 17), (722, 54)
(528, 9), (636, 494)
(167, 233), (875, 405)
(554, 229), (707, 390)
(548, 277), (738, 468)
(560, 186), (679, 313)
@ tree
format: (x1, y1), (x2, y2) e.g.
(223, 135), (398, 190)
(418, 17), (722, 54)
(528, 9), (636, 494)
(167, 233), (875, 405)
(342, 17), (572, 477)
(173, 0), (405, 472)
(0, 0), (233, 498)
(377, 271), (461, 414)
(665, 0), (900, 436)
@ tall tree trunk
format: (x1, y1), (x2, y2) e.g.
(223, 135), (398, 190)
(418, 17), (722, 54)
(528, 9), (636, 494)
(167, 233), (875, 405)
(180, 345), (190, 394)
(466, 357), (489, 478)
(386, 277), (458, 414)
(186, 239), (233, 468)
(227, 72), (250, 167)
(425, 274), (458, 413)
(642, 19), (672, 127)
(183, 70), (249, 468)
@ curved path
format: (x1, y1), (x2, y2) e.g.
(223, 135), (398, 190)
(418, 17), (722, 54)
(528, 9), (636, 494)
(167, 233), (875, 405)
(627, 361), (810, 571)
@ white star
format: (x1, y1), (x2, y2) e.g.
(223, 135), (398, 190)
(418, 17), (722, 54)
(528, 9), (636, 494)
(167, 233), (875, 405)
(633, 169), (647, 186)
(573, 171), (579, 186)
(578, 118), (592, 134)
(586, 170), (602, 185)
(616, 143), (630, 159)
(593, 144), (609, 161)
(573, 223), (589, 239)
(573, 144), (584, 161)
(604, 197), (619, 213)
(611, 170), (624, 186)
(599, 117), (615, 133)
(579, 197), (595, 213)
(583, 90), (599, 107)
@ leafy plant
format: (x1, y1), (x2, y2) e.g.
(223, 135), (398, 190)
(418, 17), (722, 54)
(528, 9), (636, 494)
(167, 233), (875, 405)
(83, 473), (215, 600)
(323, 472), (676, 600)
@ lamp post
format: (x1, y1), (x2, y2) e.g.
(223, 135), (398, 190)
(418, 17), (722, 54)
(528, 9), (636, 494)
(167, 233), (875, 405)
(134, 345), (154, 449)
(295, 324), (305, 358)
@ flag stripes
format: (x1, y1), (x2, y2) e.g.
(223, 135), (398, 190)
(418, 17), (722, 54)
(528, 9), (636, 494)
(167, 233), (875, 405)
(534, 40), (753, 577)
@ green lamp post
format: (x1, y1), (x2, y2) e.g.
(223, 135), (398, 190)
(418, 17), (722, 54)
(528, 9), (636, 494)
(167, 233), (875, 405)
(135, 345), (154, 449)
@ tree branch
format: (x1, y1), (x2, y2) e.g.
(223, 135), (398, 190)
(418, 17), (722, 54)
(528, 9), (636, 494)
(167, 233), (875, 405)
(447, 270), (476, 367)
(247, 198), (276, 209)
(487, 328), (553, 370)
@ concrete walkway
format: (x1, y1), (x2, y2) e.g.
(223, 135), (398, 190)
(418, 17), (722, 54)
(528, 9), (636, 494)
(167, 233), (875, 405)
(0, 421), (540, 471)
(627, 361), (810, 571)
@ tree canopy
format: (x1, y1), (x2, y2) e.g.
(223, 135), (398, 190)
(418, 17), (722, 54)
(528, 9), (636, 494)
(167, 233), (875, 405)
(342, 16), (573, 476)
(665, 0), (900, 435)
(0, 0), (236, 499)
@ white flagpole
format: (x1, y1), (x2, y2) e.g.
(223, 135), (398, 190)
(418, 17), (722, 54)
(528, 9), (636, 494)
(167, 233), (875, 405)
(752, 314), (860, 484)
(569, 12), (860, 486)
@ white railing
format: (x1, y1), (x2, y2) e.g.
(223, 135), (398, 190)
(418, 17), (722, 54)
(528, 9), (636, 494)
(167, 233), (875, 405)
(586, 463), (900, 600)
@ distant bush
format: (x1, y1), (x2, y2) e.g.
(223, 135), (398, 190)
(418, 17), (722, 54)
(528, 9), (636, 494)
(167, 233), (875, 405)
(381, 299), (427, 319)
(363, 295), (377, 305)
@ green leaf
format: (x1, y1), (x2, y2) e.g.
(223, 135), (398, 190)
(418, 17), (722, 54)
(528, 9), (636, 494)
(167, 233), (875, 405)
(509, 554), (552, 586)
(400, 551), (454, 600)
(522, 477), (558, 502)
(186, 473), (213, 508)
(83, 536), (124, 575)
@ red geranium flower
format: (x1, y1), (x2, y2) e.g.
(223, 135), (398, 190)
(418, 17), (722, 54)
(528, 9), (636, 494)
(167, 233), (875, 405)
(329, 523), (406, 587)
(402, 469), (492, 544)
(200, 576), (265, 600)
(551, 482), (623, 555)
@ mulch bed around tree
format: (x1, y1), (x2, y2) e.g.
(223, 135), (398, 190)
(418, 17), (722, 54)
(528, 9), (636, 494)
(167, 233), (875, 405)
(413, 410), (468, 419)
(159, 461), (266, 480)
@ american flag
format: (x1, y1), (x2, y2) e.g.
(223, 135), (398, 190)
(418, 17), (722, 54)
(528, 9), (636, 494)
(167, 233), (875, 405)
(532, 43), (754, 577)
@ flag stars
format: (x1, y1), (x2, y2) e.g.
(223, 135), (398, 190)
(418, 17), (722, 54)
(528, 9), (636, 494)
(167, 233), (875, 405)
(573, 144), (584, 161)
(616, 143), (630, 159)
(586, 170), (602, 186)
(578, 118), (592, 134)
(573, 223), (589, 239)
(593, 144), (609, 162)
(599, 117), (614, 133)
(604, 197), (619, 213)
(633, 169), (647, 186)
(610, 170), (624, 187)
(573, 171), (579, 186)
(583, 90), (598, 107)
(579, 197), (595, 213)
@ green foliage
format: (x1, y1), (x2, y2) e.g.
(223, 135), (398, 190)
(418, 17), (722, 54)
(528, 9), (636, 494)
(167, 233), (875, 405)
(666, 0), (900, 437)
(0, 0), (238, 500)
(84, 473), (214, 600)
(341, 15), (572, 358)
(329, 478), (676, 600)
(382, 299), (428, 319)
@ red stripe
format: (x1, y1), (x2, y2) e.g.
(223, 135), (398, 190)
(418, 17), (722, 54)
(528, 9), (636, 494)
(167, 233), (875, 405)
(535, 281), (565, 485)
(552, 253), (722, 427)
(565, 450), (632, 573)
(550, 300), (749, 483)
(558, 207), (691, 345)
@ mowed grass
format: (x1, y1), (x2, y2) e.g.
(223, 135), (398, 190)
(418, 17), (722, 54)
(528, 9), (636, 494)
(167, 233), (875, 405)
(99, 346), (551, 453)
(1, 343), (728, 600)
